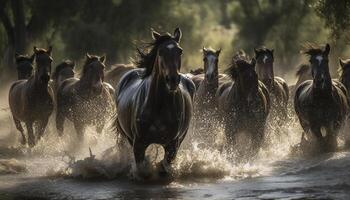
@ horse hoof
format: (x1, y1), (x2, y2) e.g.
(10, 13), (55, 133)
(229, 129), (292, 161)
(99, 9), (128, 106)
(20, 139), (27, 145)
(158, 160), (173, 178)
(28, 140), (35, 148)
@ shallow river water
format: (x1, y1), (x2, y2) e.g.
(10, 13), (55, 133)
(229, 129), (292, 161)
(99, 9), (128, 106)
(1, 87), (350, 199)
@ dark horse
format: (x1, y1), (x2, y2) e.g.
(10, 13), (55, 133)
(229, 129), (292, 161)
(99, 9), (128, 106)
(114, 28), (195, 176)
(9, 47), (54, 146)
(15, 53), (34, 79)
(217, 56), (270, 156)
(192, 47), (221, 140)
(52, 60), (75, 95)
(294, 44), (348, 152)
(339, 58), (350, 94)
(56, 54), (115, 138)
(105, 63), (134, 88)
(254, 47), (289, 122)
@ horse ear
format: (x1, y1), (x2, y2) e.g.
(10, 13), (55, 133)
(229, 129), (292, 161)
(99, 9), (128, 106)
(202, 46), (207, 53)
(100, 55), (106, 63)
(86, 53), (92, 59)
(339, 58), (346, 68)
(251, 58), (256, 67)
(216, 48), (221, 56)
(47, 46), (52, 55)
(152, 30), (161, 40)
(324, 43), (330, 56)
(33, 46), (38, 54)
(174, 27), (182, 43)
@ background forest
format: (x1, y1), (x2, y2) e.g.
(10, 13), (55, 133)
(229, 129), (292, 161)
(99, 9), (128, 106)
(0, 0), (350, 82)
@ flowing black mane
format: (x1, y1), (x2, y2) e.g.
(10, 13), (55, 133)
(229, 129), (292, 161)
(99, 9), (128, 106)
(81, 55), (100, 78)
(226, 51), (251, 79)
(136, 33), (174, 78)
(52, 60), (74, 80)
(295, 64), (310, 77)
(301, 43), (324, 56)
(15, 55), (33, 63)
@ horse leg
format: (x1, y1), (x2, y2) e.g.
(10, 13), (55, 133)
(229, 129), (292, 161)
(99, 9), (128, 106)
(56, 109), (65, 136)
(37, 117), (49, 142)
(25, 121), (35, 147)
(13, 117), (26, 145)
(133, 139), (148, 177)
(73, 121), (85, 139)
(160, 137), (183, 176)
(310, 125), (326, 152)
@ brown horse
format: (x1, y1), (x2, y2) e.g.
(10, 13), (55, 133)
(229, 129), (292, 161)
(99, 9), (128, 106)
(56, 54), (115, 138)
(52, 60), (75, 96)
(114, 28), (195, 176)
(217, 56), (270, 156)
(294, 44), (348, 152)
(254, 47), (289, 122)
(105, 63), (134, 88)
(9, 47), (54, 147)
(192, 47), (221, 140)
(15, 53), (34, 79)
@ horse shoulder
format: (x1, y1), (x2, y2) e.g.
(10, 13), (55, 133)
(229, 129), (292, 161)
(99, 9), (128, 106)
(191, 74), (204, 89)
(258, 81), (271, 113)
(180, 75), (196, 99)
(332, 80), (349, 112)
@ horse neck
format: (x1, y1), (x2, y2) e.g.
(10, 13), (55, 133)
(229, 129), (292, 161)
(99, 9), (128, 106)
(146, 65), (176, 107)
(311, 72), (332, 97)
(203, 75), (218, 95)
(256, 62), (274, 88)
(230, 78), (258, 102)
(32, 67), (49, 90)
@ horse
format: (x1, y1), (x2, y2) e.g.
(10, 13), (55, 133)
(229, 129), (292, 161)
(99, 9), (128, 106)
(294, 44), (349, 152)
(192, 47), (221, 141)
(56, 54), (115, 138)
(52, 60), (75, 95)
(113, 28), (195, 176)
(9, 47), (54, 147)
(338, 58), (350, 94)
(289, 64), (312, 102)
(105, 63), (134, 88)
(254, 47), (289, 122)
(15, 53), (34, 79)
(216, 57), (270, 157)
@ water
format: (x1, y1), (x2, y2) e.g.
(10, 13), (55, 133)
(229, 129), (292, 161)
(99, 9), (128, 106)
(1, 87), (350, 199)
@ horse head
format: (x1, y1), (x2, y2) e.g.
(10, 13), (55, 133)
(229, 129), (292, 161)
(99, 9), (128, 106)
(254, 46), (274, 86)
(339, 58), (350, 91)
(33, 46), (53, 84)
(52, 60), (75, 83)
(303, 43), (331, 91)
(15, 53), (34, 79)
(202, 47), (220, 84)
(228, 56), (258, 96)
(81, 53), (106, 94)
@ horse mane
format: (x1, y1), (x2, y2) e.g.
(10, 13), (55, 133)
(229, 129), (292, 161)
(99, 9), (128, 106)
(52, 60), (74, 80)
(81, 55), (100, 78)
(295, 64), (310, 77)
(15, 55), (32, 63)
(136, 33), (173, 78)
(301, 43), (323, 56)
(226, 53), (251, 79)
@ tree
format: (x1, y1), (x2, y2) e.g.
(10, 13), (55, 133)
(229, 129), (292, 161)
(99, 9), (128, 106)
(0, 0), (79, 71)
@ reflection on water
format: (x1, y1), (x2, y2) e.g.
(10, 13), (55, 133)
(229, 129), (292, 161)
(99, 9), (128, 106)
(1, 91), (350, 199)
